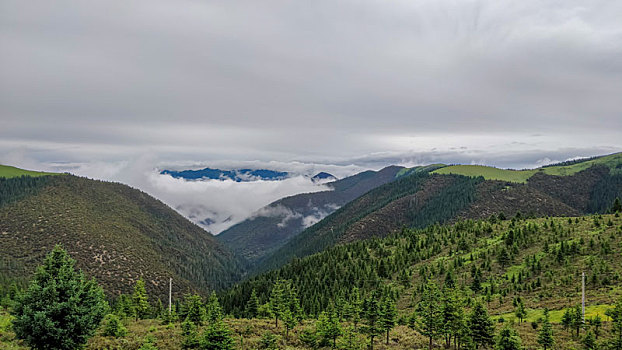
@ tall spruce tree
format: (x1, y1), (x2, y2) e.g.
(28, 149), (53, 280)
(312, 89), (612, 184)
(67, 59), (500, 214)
(269, 279), (287, 328)
(245, 288), (259, 318)
(605, 297), (622, 350)
(413, 280), (443, 350)
(380, 295), (397, 345)
(11, 245), (108, 350)
(538, 317), (555, 350)
(361, 292), (383, 350)
(132, 279), (150, 320)
(468, 301), (495, 349)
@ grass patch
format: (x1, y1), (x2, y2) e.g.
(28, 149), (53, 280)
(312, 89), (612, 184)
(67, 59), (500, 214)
(431, 152), (622, 183)
(493, 304), (614, 323)
(0, 165), (57, 179)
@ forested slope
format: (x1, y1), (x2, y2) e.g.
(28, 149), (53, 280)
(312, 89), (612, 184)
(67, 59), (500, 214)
(0, 174), (244, 300)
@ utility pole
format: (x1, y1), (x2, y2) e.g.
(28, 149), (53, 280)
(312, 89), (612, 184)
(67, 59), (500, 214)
(169, 277), (172, 314)
(582, 272), (585, 323)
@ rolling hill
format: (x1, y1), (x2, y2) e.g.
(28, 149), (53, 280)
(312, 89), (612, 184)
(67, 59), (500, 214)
(216, 166), (405, 263)
(0, 165), (58, 179)
(252, 153), (622, 273)
(0, 170), (244, 300)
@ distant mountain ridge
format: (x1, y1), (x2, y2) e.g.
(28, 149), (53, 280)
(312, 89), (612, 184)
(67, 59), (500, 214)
(161, 167), (289, 182)
(251, 152), (622, 273)
(216, 166), (404, 263)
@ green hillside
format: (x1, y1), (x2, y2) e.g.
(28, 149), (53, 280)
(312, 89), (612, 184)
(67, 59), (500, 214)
(219, 213), (622, 349)
(254, 163), (622, 275)
(0, 174), (244, 300)
(0, 164), (58, 178)
(432, 152), (622, 183)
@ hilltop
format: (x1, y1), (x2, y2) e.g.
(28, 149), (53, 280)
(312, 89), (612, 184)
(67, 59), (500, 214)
(0, 170), (244, 300)
(0, 164), (58, 179)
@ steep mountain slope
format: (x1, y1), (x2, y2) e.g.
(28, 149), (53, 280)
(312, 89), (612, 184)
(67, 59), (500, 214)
(254, 153), (622, 273)
(0, 172), (244, 300)
(216, 166), (404, 263)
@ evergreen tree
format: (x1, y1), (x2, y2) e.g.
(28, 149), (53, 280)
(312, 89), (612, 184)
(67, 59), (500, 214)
(350, 287), (363, 330)
(181, 319), (200, 349)
(11, 245), (108, 350)
(441, 288), (464, 349)
(605, 297), (622, 350)
(316, 309), (342, 348)
(413, 280), (443, 350)
(611, 197), (622, 213)
(132, 279), (150, 320)
(199, 319), (235, 350)
(245, 288), (259, 318)
(569, 304), (584, 338)
(270, 279), (287, 328)
(514, 300), (526, 324)
(588, 315), (602, 338)
(380, 295), (397, 345)
(538, 317), (555, 350)
(468, 301), (495, 349)
(582, 330), (596, 350)
(494, 326), (521, 350)
(282, 308), (296, 338)
(115, 294), (136, 319)
(183, 294), (206, 326)
(101, 313), (127, 337)
(258, 331), (280, 350)
(361, 292), (383, 350)
(206, 292), (223, 322)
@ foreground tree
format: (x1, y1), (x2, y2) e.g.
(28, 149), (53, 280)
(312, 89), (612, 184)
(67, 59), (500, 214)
(537, 316), (555, 350)
(469, 301), (495, 349)
(413, 281), (443, 350)
(606, 297), (622, 350)
(495, 326), (521, 350)
(132, 278), (151, 320)
(361, 292), (383, 350)
(12, 245), (108, 350)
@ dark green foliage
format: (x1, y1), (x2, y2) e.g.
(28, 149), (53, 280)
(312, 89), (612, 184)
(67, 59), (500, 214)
(199, 320), (236, 350)
(538, 317), (555, 350)
(583, 330), (596, 350)
(133, 279), (150, 320)
(0, 175), (51, 208)
(413, 280), (443, 350)
(258, 331), (280, 350)
(181, 319), (200, 349)
(380, 295), (397, 345)
(588, 174), (622, 213)
(245, 289), (259, 318)
(101, 313), (127, 337)
(495, 326), (522, 350)
(605, 297), (622, 350)
(181, 294), (206, 326)
(11, 245), (108, 350)
(468, 302), (495, 349)
(514, 299), (526, 323)
(299, 328), (318, 349)
(316, 309), (342, 348)
(206, 292), (223, 322)
(361, 292), (383, 350)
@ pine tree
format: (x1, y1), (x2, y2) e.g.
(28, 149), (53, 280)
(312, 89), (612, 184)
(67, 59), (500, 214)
(468, 301), (495, 349)
(514, 300), (526, 324)
(495, 326), (521, 350)
(350, 287), (363, 330)
(206, 292), (223, 322)
(605, 297), (622, 350)
(132, 279), (151, 320)
(245, 288), (259, 318)
(582, 330), (596, 350)
(611, 197), (622, 213)
(380, 295), (397, 345)
(101, 314), (127, 337)
(270, 279), (287, 328)
(413, 280), (443, 350)
(199, 319), (235, 350)
(588, 315), (602, 338)
(441, 288), (464, 349)
(538, 317), (555, 350)
(570, 304), (584, 338)
(183, 294), (206, 326)
(282, 308), (296, 338)
(317, 309), (342, 348)
(11, 245), (108, 350)
(181, 319), (200, 349)
(361, 292), (383, 350)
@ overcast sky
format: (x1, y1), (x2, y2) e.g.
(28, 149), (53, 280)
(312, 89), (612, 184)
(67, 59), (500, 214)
(2, 0), (621, 232)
